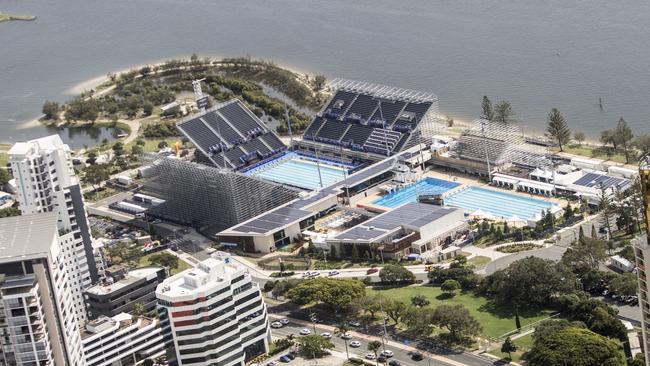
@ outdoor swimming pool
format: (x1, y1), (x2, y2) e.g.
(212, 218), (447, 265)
(372, 177), (461, 208)
(246, 153), (349, 190)
(373, 177), (556, 221)
(444, 186), (555, 221)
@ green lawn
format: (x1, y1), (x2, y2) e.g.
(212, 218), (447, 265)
(126, 137), (182, 153)
(554, 144), (633, 164)
(488, 333), (533, 363)
(467, 256), (491, 269)
(368, 286), (555, 340)
(138, 252), (192, 275)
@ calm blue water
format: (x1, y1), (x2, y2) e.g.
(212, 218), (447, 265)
(373, 177), (460, 208)
(444, 186), (555, 220)
(248, 156), (347, 190)
(1, 0), (650, 147)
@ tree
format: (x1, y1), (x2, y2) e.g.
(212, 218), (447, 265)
(532, 319), (582, 344)
(112, 141), (125, 156)
(525, 327), (625, 366)
(0, 169), (10, 186)
(296, 335), (334, 359)
(500, 337), (517, 359)
(132, 302), (145, 317)
(410, 294), (430, 308)
(312, 75), (327, 92)
(574, 131), (586, 146)
(384, 299), (408, 324)
(440, 279), (461, 297)
(633, 134), (650, 156)
(479, 257), (577, 308)
(286, 278), (366, 312)
(148, 252), (179, 271)
(601, 129), (618, 150)
(351, 295), (382, 319)
(131, 144), (144, 156)
(558, 295), (627, 341)
(143, 102), (154, 116)
(378, 264), (415, 284)
(561, 236), (608, 270)
(83, 164), (110, 191)
(42, 100), (60, 120)
(432, 304), (482, 342)
(493, 100), (515, 124)
(614, 117), (634, 163)
(546, 108), (571, 151)
(142, 360), (154, 366)
(608, 273), (638, 296)
(403, 305), (436, 336)
(564, 203), (574, 221)
(480, 96), (493, 121)
(367, 341), (382, 366)
(597, 184), (614, 239)
(157, 140), (169, 149)
(334, 324), (351, 360)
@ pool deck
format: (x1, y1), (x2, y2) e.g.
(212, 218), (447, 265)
(355, 168), (566, 213)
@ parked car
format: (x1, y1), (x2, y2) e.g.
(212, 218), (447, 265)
(320, 332), (332, 339)
(348, 320), (361, 327)
(365, 353), (377, 360)
(411, 352), (423, 361)
(350, 341), (362, 348)
(328, 270), (340, 276)
(267, 361), (278, 366)
(340, 333), (352, 340)
(367, 268), (379, 275)
(271, 321), (283, 329)
(299, 329), (311, 336)
(279, 356), (291, 363)
(280, 318), (290, 325)
(377, 355), (387, 363)
(286, 354), (296, 360)
(388, 360), (401, 366)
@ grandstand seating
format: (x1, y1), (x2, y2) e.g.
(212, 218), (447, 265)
(301, 85), (434, 156)
(177, 99), (288, 170)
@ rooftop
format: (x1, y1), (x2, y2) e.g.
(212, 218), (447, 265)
(85, 266), (163, 296)
(81, 313), (155, 340)
(0, 213), (58, 262)
(156, 255), (242, 298)
(9, 134), (68, 156)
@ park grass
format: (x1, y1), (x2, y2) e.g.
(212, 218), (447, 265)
(138, 252), (191, 275)
(126, 137), (182, 153)
(488, 333), (533, 363)
(553, 144), (633, 164)
(367, 285), (556, 340)
(83, 187), (118, 202)
(467, 255), (491, 269)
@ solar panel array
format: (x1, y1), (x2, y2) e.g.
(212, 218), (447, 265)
(302, 84), (435, 156)
(572, 172), (630, 189)
(178, 99), (287, 170)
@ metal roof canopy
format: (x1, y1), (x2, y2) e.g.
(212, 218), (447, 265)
(328, 78), (438, 104)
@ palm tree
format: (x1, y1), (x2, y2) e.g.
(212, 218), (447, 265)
(335, 324), (350, 360)
(367, 340), (382, 366)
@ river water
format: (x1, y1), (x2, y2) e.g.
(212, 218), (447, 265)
(1, 0), (649, 147)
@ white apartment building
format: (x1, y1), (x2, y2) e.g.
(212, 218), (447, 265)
(635, 158), (650, 366)
(81, 313), (164, 366)
(9, 135), (98, 323)
(156, 254), (270, 366)
(0, 213), (86, 366)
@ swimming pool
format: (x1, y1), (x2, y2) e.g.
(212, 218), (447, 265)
(247, 154), (348, 190)
(444, 186), (555, 220)
(372, 177), (461, 208)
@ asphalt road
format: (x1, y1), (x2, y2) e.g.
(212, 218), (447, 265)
(267, 314), (499, 366)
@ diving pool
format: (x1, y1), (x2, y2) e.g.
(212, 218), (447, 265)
(246, 153), (349, 190)
(372, 177), (461, 208)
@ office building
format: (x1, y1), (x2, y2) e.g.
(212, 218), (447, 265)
(635, 156), (650, 366)
(81, 313), (164, 366)
(0, 213), (86, 365)
(9, 135), (98, 322)
(85, 266), (166, 319)
(156, 254), (270, 366)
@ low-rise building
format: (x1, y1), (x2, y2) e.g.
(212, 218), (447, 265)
(85, 266), (166, 319)
(82, 313), (164, 366)
(156, 254), (270, 366)
(327, 202), (467, 260)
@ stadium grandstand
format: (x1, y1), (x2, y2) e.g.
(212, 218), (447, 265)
(177, 99), (287, 170)
(298, 78), (439, 158)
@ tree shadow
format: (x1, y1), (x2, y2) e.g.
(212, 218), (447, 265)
(435, 293), (455, 300)
(477, 300), (548, 320)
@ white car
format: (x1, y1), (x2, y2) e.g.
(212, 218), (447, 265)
(328, 270), (340, 276)
(267, 362), (278, 366)
(309, 271), (321, 278)
(320, 332), (332, 339)
(365, 353), (376, 360)
(299, 328), (311, 336)
(381, 350), (394, 358)
(279, 318), (290, 325)
(348, 320), (361, 327)
(349, 341), (362, 348)
(271, 321), (283, 329)
(340, 332), (352, 340)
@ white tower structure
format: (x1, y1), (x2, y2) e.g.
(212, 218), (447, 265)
(0, 213), (86, 366)
(156, 254), (271, 366)
(9, 135), (98, 323)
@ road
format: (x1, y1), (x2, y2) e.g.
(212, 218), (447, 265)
(267, 315), (497, 366)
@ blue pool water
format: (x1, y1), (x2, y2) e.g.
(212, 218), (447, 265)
(372, 177), (461, 208)
(247, 156), (347, 190)
(444, 186), (554, 221)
